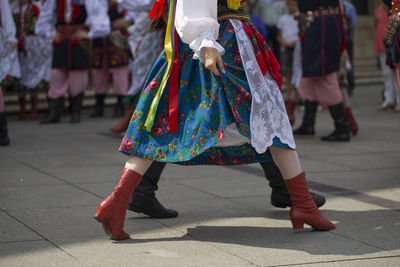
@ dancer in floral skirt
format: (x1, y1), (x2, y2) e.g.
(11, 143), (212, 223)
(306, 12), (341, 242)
(94, 0), (335, 240)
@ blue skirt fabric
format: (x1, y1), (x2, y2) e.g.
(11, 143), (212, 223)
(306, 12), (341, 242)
(119, 20), (290, 165)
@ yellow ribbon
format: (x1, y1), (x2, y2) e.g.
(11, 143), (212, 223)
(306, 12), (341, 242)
(144, 0), (175, 132)
(227, 0), (242, 10)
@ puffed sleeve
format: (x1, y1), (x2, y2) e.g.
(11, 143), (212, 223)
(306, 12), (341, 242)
(85, 0), (111, 38)
(35, 0), (57, 38)
(175, 0), (224, 62)
(1, 0), (17, 43)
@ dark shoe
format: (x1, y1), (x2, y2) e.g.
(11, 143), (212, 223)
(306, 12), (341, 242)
(0, 112), (10, 146)
(260, 161), (326, 208)
(321, 103), (350, 142)
(94, 168), (143, 240)
(128, 161), (178, 218)
(285, 172), (335, 230)
(112, 96), (125, 118)
(40, 97), (63, 124)
(293, 100), (318, 135)
(70, 93), (84, 123)
(127, 194), (178, 218)
(90, 94), (105, 118)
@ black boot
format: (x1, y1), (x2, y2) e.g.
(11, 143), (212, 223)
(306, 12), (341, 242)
(321, 103), (351, 142)
(0, 112), (10, 146)
(39, 97), (63, 124)
(293, 100), (318, 135)
(112, 96), (125, 118)
(90, 94), (105, 118)
(260, 161), (326, 208)
(70, 93), (84, 124)
(127, 161), (178, 218)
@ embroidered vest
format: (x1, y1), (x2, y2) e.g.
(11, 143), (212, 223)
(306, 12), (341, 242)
(14, 4), (40, 36)
(55, 0), (87, 26)
(218, 0), (250, 22)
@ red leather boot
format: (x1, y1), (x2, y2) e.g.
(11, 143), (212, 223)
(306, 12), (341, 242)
(345, 107), (358, 136)
(109, 106), (134, 133)
(285, 100), (297, 126)
(285, 172), (335, 231)
(94, 168), (143, 240)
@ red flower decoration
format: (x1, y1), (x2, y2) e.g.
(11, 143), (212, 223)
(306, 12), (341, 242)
(208, 155), (217, 162)
(233, 47), (240, 54)
(236, 117), (242, 124)
(235, 95), (242, 106)
(234, 55), (242, 66)
(226, 25), (234, 34)
(232, 107), (240, 117)
(242, 91), (251, 100)
(148, 79), (159, 90)
(122, 139), (134, 151)
(152, 125), (164, 136)
(230, 157), (241, 165)
(217, 129), (224, 141)
(159, 114), (169, 125)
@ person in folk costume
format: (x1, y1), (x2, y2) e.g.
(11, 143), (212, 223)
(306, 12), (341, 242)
(294, 0), (351, 141)
(35, 0), (110, 124)
(109, 0), (326, 220)
(93, 0), (335, 240)
(0, 0), (21, 146)
(384, 0), (400, 112)
(9, 0), (52, 121)
(90, 0), (132, 119)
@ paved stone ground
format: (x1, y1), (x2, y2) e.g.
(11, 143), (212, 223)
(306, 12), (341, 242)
(0, 84), (399, 267)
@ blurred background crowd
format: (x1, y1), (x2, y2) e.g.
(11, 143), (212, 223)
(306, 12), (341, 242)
(0, 0), (398, 147)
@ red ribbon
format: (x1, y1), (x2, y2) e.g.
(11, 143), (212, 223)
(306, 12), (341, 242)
(149, 0), (167, 20)
(168, 30), (180, 132)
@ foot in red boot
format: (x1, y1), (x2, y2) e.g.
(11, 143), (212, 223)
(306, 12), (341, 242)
(285, 172), (335, 231)
(94, 168), (143, 240)
(345, 107), (358, 136)
(285, 100), (297, 126)
(109, 107), (134, 133)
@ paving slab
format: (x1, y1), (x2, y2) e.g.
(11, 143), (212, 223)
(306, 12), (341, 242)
(0, 211), (42, 243)
(0, 240), (80, 267)
(0, 184), (100, 211)
(51, 235), (254, 267)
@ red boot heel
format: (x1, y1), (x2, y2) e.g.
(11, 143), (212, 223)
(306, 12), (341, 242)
(94, 168), (143, 240)
(290, 216), (305, 230)
(285, 172), (335, 231)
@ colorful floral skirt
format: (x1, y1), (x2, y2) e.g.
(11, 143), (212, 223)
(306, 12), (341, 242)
(119, 19), (290, 165)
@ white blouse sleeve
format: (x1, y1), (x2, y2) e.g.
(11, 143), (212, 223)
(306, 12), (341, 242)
(35, 0), (57, 38)
(175, 0), (224, 62)
(85, 0), (111, 38)
(1, 0), (17, 43)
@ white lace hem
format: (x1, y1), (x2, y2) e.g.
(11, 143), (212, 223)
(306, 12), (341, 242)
(230, 19), (296, 153)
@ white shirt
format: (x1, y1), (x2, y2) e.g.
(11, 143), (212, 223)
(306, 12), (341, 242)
(276, 14), (298, 43)
(175, 0), (224, 62)
(35, 0), (110, 39)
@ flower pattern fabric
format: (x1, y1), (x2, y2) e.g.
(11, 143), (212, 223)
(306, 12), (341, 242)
(119, 19), (292, 165)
